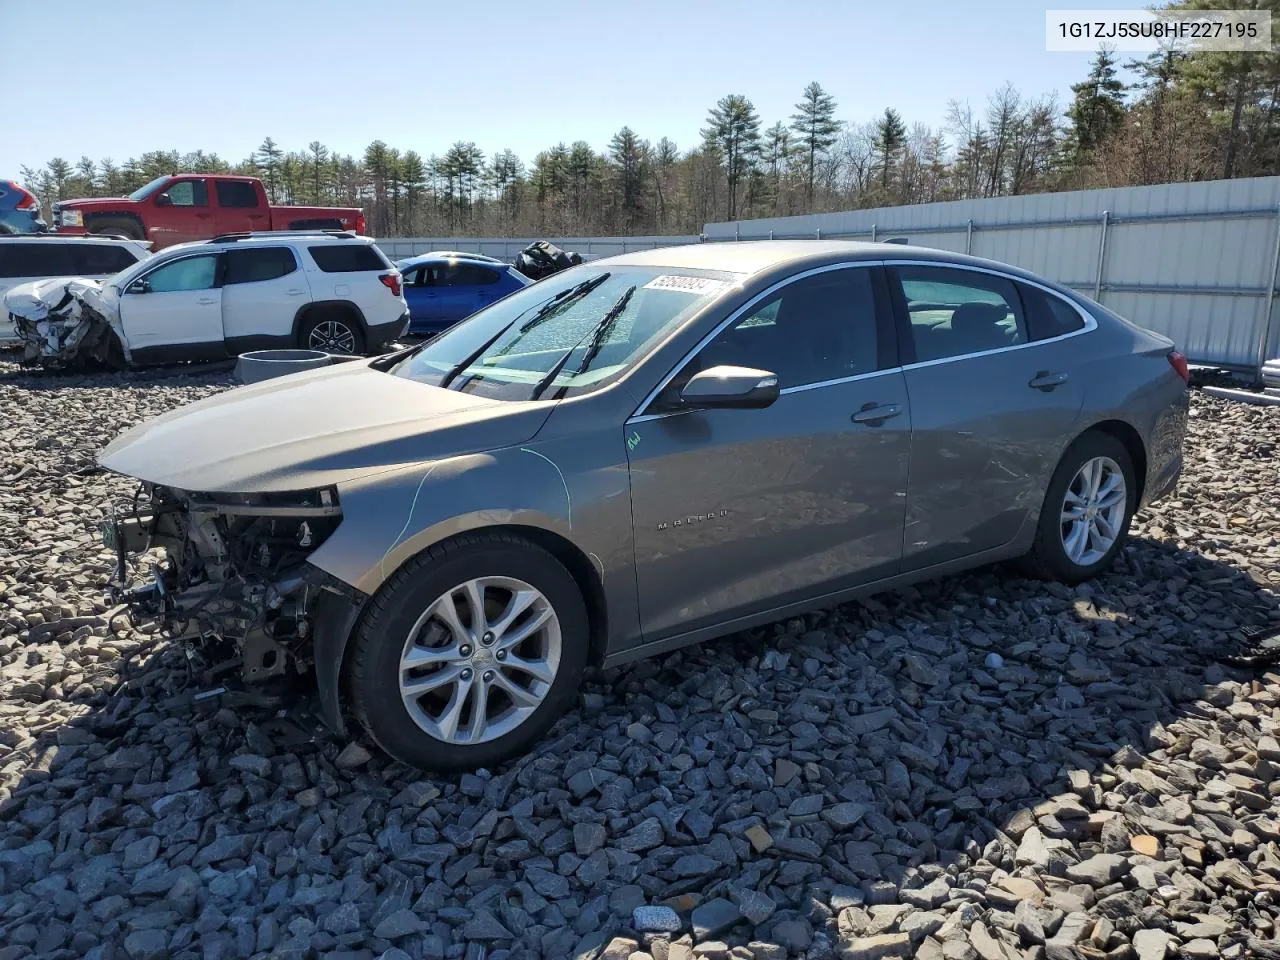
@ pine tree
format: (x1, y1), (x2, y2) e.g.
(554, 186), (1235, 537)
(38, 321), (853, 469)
(307, 141), (330, 205)
(874, 108), (908, 191)
(255, 137), (284, 202)
(790, 82), (841, 204)
(1067, 48), (1127, 160)
(609, 126), (647, 233)
(702, 94), (761, 219)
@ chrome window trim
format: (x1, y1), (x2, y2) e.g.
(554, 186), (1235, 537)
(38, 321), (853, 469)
(884, 259), (1097, 370)
(627, 261), (884, 423)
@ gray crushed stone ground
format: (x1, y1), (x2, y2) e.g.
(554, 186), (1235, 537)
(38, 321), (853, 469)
(1, 360), (1279, 960)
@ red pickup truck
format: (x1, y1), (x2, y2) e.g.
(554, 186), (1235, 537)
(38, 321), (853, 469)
(51, 174), (366, 249)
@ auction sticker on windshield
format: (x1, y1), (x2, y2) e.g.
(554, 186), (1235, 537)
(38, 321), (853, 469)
(642, 275), (733, 295)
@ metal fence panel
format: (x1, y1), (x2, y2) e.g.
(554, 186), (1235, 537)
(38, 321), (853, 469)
(374, 235), (699, 262)
(704, 177), (1280, 371)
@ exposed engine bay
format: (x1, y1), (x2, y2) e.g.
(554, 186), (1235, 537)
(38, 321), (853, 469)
(4, 277), (126, 369)
(103, 482), (352, 688)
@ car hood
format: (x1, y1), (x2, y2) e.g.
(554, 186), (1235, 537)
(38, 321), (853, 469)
(57, 196), (138, 209)
(99, 360), (555, 493)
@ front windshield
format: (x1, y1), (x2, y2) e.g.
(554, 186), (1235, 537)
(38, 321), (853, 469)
(392, 266), (743, 400)
(128, 175), (172, 201)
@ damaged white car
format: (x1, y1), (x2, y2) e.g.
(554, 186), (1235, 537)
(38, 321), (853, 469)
(3, 231), (409, 369)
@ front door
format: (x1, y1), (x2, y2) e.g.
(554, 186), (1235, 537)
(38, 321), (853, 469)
(626, 264), (911, 642)
(885, 263), (1088, 570)
(220, 246), (307, 348)
(119, 253), (226, 362)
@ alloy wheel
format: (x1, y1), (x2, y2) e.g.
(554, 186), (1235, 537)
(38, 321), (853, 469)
(308, 320), (356, 354)
(1060, 455), (1127, 567)
(398, 576), (562, 745)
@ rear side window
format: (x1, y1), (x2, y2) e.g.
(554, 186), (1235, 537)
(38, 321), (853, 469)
(216, 181), (260, 208)
(892, 266), (1027, 362)
(0, 242), (74, 278)
(308, 244), (390, 273)
(225, 247), (297, 284)
(1019, 283), (1086, 340)
(71, 244), (141, 276)
(440, 263), (500, 286)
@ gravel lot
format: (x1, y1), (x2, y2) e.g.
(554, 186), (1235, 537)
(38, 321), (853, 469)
(1, 362), (1279, 960)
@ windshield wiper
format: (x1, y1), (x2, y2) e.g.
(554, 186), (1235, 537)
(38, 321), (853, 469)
(529, 284), (637, 402)
(438, 273), (610, 391)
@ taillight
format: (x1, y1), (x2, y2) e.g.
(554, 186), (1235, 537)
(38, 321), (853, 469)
(1168, 349), (1189, 384)
(13, 185), (38, 211)
(379, 273), (402, 296)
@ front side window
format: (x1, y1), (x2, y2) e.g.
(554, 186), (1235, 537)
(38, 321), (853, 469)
(224, 247), (297, 284)
(143, 255), (219, 292)
(160, 180), (208, 207)
(893, 266), (1026, 362)
(392, 267), (742, 401)
(691, 267), (880, 388)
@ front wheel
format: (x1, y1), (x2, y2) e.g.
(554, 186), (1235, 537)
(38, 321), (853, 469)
(1023, 432), (1136, 583)
(347, 533), (589, 771)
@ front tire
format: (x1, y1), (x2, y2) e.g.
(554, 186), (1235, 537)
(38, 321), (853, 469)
(1023, 432), (1136, 583)
(348, 532), (589, 771)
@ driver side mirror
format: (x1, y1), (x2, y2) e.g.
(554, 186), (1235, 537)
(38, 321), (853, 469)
(127, 278), (151, 295)
(154, 194), (172, 207)
(678, 365), (780, 410)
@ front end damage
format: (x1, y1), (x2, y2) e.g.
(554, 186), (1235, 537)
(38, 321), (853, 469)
(103, 482), (364, 722)
(4, 278), (127, 369)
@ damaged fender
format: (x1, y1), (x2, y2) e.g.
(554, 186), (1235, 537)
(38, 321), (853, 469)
(3, 277), (130, 368)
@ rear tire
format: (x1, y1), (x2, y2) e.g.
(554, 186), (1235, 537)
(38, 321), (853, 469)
(1023, 432), (1137, 583)
(348, 532), (589, 771)
(298, 309), (365, 355)
(88, 217), (144, 241)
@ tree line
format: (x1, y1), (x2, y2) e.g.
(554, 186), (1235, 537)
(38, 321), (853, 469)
(17, 0), (1280, 237)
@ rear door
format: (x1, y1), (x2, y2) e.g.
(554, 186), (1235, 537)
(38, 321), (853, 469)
(626, 263), (911, 642)
(885, 262), (1089, 570)
(152, 178), (212, 246)
(213, 180), (268, 235)
(451, 262), (505, 316)
(118, 253), (226, 361)
(220, 246), (308, 348)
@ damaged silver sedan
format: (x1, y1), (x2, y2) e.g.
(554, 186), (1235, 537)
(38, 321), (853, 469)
(97, 241), (1189, 771)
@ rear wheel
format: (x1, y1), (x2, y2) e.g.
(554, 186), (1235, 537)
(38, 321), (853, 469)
(1023, 432), (1136, 582)
(348, 533), (589, 771)
(299, 310), (365, 355)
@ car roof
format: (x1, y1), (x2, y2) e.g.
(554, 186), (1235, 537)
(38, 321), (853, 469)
(398, 251), (506, 268)
(159, 232), (376, 255)
(0, 234), (141, 245)
(597, 239), (1055, 287)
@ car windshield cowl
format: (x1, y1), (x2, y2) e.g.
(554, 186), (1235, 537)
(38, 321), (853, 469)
(390, 266), (742, 402)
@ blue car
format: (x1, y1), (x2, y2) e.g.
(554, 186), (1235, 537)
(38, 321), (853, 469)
(395, 252), (530, 336)
(0, 180), (46, 234)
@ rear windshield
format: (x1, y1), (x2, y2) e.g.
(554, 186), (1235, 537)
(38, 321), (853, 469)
(391, 266), (742, 401)
(308, 244), (390, 273)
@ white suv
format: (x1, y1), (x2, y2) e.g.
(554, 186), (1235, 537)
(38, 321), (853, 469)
(0, 235), (151, 345)
(4, 231), (409, 367)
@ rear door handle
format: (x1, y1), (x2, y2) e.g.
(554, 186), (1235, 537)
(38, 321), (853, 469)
(197, 297), (217, 305)
(851, 402), (903, 425)
(1029, 371), (1069, 391)
(287, 289), (306, 296)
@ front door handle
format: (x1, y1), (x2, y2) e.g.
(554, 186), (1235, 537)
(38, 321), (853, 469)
(197, 297), (217, 305)
(287, 289), (306, 296)
(851, 402), (903, 425)
(1029, 371), (1069, 391)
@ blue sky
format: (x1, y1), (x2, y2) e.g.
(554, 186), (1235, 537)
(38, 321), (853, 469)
(3, 0), (1143, 175)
